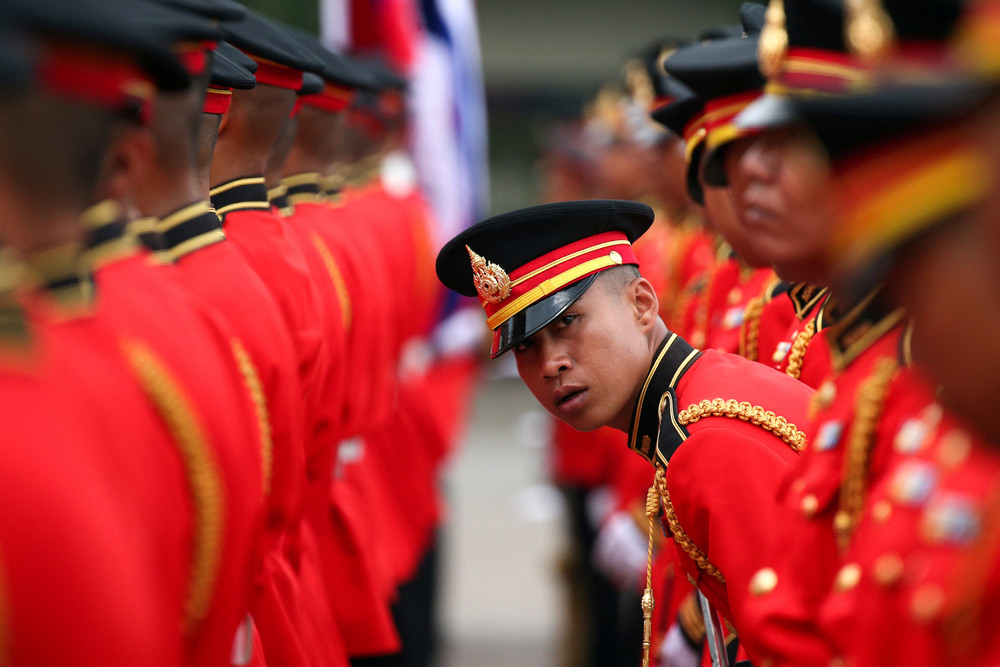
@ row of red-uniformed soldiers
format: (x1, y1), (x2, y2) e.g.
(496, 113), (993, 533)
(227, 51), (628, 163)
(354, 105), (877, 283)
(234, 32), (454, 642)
(536, 0), (1000, 665)
(0, 0), (480, 665)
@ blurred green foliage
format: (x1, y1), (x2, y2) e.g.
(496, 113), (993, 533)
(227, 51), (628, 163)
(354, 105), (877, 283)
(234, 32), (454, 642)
(237, 0), (319, 34)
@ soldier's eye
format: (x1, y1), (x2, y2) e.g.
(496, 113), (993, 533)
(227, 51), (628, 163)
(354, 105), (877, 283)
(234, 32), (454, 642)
(556, 314), (577, 329)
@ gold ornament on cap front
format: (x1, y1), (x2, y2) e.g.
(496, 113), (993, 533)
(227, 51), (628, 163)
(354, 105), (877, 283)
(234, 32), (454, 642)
(845, 0), (894, 62)
(466, 245), (512, 304)
(759, 0), (788, 79)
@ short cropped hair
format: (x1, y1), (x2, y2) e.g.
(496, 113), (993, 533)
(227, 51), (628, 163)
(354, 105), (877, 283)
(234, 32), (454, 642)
(597, 264), (641, 295)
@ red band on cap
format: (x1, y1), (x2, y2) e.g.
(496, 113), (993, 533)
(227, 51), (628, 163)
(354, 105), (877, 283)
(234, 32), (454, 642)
(252, 60), (304, 90)
(303, 82), (354, 114)
(203, 87), (232, 115)
(38, 43), (154, 124)
(478, 231), (639, 329)
(776, 48), (870, 95)
(701, 90), (760, 135)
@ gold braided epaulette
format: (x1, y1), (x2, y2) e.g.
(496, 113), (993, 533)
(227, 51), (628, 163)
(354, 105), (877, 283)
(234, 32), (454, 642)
(655, 467), (725, 582)
(785, 321), (816, 379)
(739, 295), (766, 361)
(123, 339), (224, 635)
(678, 398), (806, 452)
(230, 339), (273, 498)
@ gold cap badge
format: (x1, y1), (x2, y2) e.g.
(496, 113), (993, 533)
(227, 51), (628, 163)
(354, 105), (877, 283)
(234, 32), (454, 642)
(466, 245), (512, 304)
(758, 0), (789, 79)
(845, 0), (894, 62)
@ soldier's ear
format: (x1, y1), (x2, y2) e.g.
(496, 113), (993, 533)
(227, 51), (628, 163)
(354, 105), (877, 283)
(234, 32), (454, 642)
(632, 276), (659, 330)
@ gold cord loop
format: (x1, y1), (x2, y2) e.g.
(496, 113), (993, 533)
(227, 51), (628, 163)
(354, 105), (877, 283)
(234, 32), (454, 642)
(678, 398), (807, 452)
(656, 466), (726, 583)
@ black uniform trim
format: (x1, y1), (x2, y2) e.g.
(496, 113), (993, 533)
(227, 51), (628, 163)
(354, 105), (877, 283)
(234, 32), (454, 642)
(627, 332), (703, 466)
(157, 201), (226, 261)
(826, 286), (907, 371)
(787, 282), (829, 320)
(210, 176), (271, 218)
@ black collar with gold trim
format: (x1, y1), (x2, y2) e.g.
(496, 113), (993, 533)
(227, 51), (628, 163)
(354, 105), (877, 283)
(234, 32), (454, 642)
(81, 200), (139, 272)
(156, 201), (226, 262)
(627, 332), (703, 467)
(283, 172), (324, 207)
(825, 286), (907, 371)
(787, 282), (829, 320)
(210, 176), (271, 219)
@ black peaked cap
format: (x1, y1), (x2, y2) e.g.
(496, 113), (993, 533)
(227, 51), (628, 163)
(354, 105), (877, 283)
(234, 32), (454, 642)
(438, 200), (654, 355)
(739, 2), (767, 35)
(437, 200), (653, 298)
(5, 0), (221, 90)
(152, 0), (247, 22)
(785, 0), (847, 52)
(793, 80), (990, 164)
(216, 41), (257, 73)
(664, 36), (764, 101)
(299, 71), (324, 95)
(211, 49), (255, 89)
(882, 0), (964, 43)
(699, 24), (744, 41)
(219, 10), (323, 74)
(284, 26), (379, 90)
(354, 56), (407, 92)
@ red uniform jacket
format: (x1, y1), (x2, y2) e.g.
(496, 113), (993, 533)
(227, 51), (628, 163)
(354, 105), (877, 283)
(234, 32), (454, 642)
(625, 332), (813, 660)
(157, 200), (315, 667)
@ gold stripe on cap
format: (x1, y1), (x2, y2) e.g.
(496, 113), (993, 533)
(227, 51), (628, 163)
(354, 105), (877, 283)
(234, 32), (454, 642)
(510, 239), (631, 289)
(486, 254), (621, 330)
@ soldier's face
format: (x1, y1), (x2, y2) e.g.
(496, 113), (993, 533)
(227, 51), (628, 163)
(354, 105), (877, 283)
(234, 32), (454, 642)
(511, 274), (656, 433)
(729, 125), (836, 283)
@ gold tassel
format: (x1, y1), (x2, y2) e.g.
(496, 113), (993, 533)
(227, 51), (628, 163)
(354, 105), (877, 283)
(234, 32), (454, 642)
(844, 0), (895, 62)
(759, 0), (788, 79)
(641, 480), (661, 666)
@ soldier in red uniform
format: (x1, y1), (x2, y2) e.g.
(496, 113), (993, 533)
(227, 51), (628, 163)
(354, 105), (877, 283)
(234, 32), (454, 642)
(0, 1), (266, 663)
(436, 200), (816, 665)
(725, 2), (976, 664)
(277, 34), (404, 662)
(784, 2), (1000, 660)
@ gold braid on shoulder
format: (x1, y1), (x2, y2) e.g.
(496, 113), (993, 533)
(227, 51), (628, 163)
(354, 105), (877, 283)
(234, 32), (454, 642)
(655, 466), (726, 582)
(835, 357), (898, 552)
(785, 320), (816, 379)
(678, 398), (806, 452)
(123, 339), (224, 635)
(739, 294), (766, 361)
(230, 339), (273, 498)
(311, 232), (353, 331)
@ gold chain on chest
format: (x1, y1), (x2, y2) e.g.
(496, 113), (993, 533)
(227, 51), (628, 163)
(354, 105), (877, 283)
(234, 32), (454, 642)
(739, 295), (766, 362)
(835, 357), (898, 552)
(123, 339), (224, 635)
(655, 466), (726, 582)
(785, 320), (816, 379)
(678, 398), (806, 452)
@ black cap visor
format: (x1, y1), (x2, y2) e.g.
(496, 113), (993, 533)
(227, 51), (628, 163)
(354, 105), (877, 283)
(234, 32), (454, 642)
(491, 274), (598, 358)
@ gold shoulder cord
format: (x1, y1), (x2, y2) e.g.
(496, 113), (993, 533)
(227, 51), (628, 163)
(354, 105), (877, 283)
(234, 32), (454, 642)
(834, 357), (898, 552)
(785, 320), (816, 379)
(739, 294), (766, 361)
(678, 398), (807, 452)
(310, 232), (353, 332)
(122, 339), (224, 635)
(230, 339), (273, 498)
(641, 483), (658, 667)
(656, 465), (726, 583)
